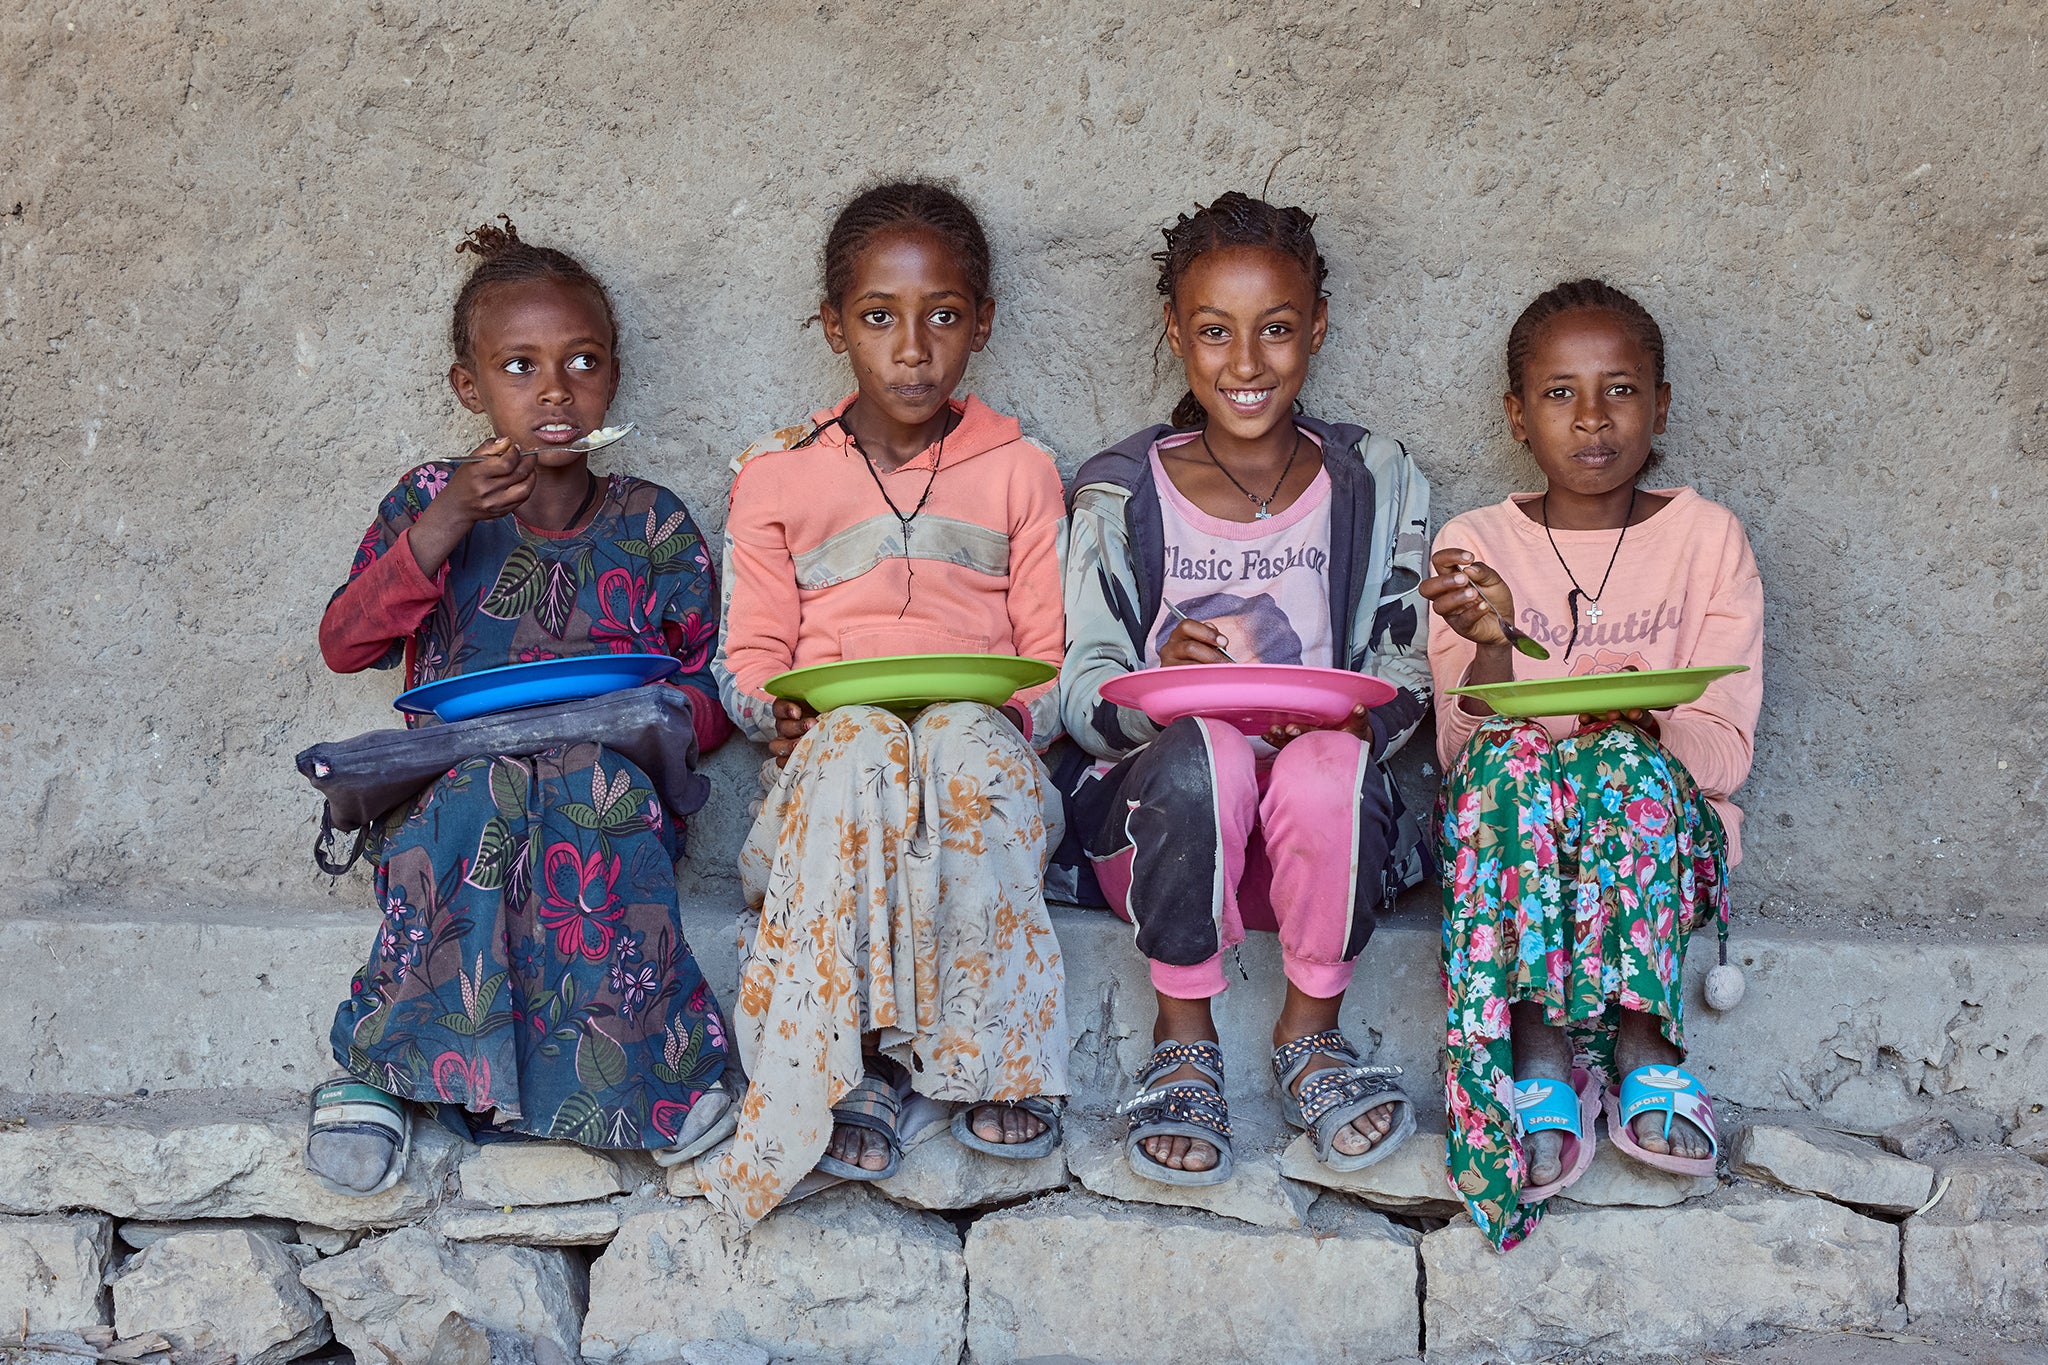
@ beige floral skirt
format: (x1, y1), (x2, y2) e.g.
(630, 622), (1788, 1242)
(697, 702), (1070, 1226)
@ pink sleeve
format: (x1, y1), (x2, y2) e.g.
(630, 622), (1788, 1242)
(1656, 526), (1763, 799)
(718, 466), (801, 703)
(1004, 451), (1067, 735)
(318, 528), (446, 674)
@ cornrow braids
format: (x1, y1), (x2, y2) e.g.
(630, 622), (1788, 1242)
(1154, 191), (1328, 429)
(1505, 278), (1665, 396)
(822, 181), (993, 307)
(449, 215), (619, 365)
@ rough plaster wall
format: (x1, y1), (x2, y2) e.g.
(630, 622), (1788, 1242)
(1, 0), (2042, 920)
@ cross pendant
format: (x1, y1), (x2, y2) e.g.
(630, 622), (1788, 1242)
(1254, 505), (1272, 520)
(1585, 601), (1603, 623)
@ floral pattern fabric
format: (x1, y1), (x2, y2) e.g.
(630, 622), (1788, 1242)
(1438, 717), (1728, 1251)
(329, 466), (729, 1147)
(698, 702), (1070, 1226)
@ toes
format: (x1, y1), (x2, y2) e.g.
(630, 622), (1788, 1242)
(1632, 1114), (1672, 1155)
(1524, 1131), (1565, 1187)
(858, 1130), (891, 1171)
(1181, 1138), (1217, 1171)
(971, 1106), (1004, 1143)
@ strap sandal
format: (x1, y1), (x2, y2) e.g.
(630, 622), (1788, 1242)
(1271, 1029), (1416, 1173)
(1604, 1063), (1720, 1177)
(1118, 1039), (1234, 1188)
(950, 1095), (1063, 1161)
(1514, 1065), (1600, 1202)
(650, 1078), (742, 1168)
(814, 1059), (911, 1182)
(305, 1077), (412, 1199)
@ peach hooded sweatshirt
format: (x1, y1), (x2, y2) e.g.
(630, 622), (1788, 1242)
(713, 394), (1066, 749)
(1428, 487), (1763, 862)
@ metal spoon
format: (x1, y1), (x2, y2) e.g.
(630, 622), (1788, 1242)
(1452, 559), (1551, 661)
(1163, 600), (1237, 663)
(443, 422), (636, 464)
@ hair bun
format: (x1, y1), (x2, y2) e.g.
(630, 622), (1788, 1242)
(456, 214), (523, 261)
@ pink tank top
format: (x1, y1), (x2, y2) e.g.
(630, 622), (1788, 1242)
(1142, 434), (1334, 670)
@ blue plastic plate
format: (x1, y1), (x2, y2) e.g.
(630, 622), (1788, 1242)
(394, 653), (681, 723)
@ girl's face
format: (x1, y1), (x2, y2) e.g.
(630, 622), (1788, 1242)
(1163, 245), (1327, 444)
(1504, 309), (1670, 498)
(449, 278), (618, 468)
(820, 227), (994, 431)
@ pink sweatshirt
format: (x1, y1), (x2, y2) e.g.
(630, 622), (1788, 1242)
(1428, 487), (1763, 863)
(714, 394), (1066, 746)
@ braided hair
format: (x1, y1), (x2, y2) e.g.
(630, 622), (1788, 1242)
(450, 216), (618, 366)
(822, 181), (993, 307)
(1504, 278), (1664, 396)
(1154, 192), (1328, 429)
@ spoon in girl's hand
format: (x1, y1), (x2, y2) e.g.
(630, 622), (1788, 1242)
(1452, 558), (1551, 661)
(444, 422), (636, 464)
(1164, 599), (1237, 663)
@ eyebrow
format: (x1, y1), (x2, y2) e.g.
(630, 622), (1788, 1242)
(852, 288), (970, 306)
(1191, 302), (1303, 320)
(1539, 367), (1641, 384)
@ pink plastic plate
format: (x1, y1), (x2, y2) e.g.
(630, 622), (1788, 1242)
(1099, 664), (1399, 737)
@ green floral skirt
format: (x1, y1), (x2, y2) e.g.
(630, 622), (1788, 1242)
(1438, 718), (1728, 1251)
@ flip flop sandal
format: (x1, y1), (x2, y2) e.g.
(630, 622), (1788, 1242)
(1604, 1063), (1720, 1178)
(783, 1095), (952, 1207)
(1272, 1029), (1416, 1173)
(1119, 1040), (1234, 1187)
(650, 1078), (742, 1168)
(949, 1095), (1063, 1160)
(814, 1060), (911, 1182)
(305, 1077), (412, 1199)
(1514, 1065), (1600, 1202)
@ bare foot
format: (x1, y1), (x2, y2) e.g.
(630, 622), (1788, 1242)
(1509, 1001), (1571, 1189)
(967, 1103), (1048, 1148)
(1616, 1008), (1712, 1160)
(1283, 1047), (1397, 1157)
(1140, 994), (1222, 1174)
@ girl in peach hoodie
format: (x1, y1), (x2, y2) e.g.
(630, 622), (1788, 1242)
(699, 182), (1069, 1225)
(1420, 280), (1763, 1251)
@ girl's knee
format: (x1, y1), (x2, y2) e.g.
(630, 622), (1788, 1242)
(1268, 728), (1367, 801)
(1141, 716), (1255, 815)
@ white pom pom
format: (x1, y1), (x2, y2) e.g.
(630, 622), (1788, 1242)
(1704, 963), (1746, 1012)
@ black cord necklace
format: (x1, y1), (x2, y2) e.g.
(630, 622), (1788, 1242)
(526, 472), (600, 535)
(836, 408), (951, 618)
(1201, 428), (1303, 520)
(1541, 486), (1637, 660)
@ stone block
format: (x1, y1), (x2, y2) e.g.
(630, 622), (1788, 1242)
(117, 1215), (299, 1250)
(1904, 1216), (2048, 1324)
(965, 1190), (1418, 1365)
(875, 1123), (1069, 1211)
(297, 1227), (585, 1365)
(1731, 1120), (1935, 1214)
(112, 1228), (329, 1365)
(1063, 1110), (1312, 1229)
(581, 1186), (964, 1365)
(1421, 1187), (1898, 1362)
(1279, 1127), (1459, 1214)
(1557, 1140), (1720, 1208)
(1883, 1113), (1964, 1162)
(0, 1094), (463, 1229)
(435, 1201), (623, 1246)
(458, 1142), (629, 1207)
(1922, 1150), (2048, 1222)
(0, 1214), (112, 1332)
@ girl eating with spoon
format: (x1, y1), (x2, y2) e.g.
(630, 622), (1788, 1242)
(1420, 278), (1764, 1250)
(1055, 191), (1434, 1186)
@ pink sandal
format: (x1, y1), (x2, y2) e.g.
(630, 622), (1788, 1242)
(1603, 1064), (1719, 1178)
(1514, 1065), (1600, 1203)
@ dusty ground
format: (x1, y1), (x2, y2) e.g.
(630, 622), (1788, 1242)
(2, 1), (2044, 923)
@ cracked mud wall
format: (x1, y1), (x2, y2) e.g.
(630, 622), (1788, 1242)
(2, 1), (2043, 918)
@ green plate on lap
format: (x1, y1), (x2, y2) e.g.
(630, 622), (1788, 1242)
(765, 653), (1058, 715)
(1446, 665), (1748, 718)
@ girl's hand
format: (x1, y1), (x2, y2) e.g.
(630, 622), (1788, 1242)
(767, 697), (818, 768)
(441, 438), (539, 523)
(1159, 618), (1233, 667)
(1581, 708), (1660, 739)
(1419, 548), (1515, 649)
(1262, 704), (1374, 752)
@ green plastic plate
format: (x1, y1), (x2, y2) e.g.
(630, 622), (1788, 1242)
(765, 653), (1058, 715)
(1446, 664), (1749, 718)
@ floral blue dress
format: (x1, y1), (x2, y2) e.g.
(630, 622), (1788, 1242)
(327, 464), (729, 1148)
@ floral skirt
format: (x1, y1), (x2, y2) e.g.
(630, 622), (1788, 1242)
(331, 742), (729, 1148)
(1438, 718), (1728, 1251)
(697, 702), (1071, 1227)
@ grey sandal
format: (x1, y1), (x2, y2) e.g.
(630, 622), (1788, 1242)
(1119, 1040), (1234, 1187)
(1272, 1029), (1415, 1172)
(650, 1078), (741, 1168)
(814, 1060), (910, 1182)
(951, 1095), (1063, 1160)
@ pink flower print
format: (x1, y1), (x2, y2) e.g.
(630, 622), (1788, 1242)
(1468, 923), (1499, 961)
(1500, 866), (1519, 903)
(1451, 847), (1479, 900)
(1546, 947), (1570, 984)
(1625, 795), (1670, 836)
(414, 464), (450, 497)
(1453, 791), (1482, 840)
(1629, 918), (1654, 956)
(650, 1099), (687, 1141)
(1527, 821), (1557, 870)
(540, 843), (626, 961)
(517, 646), (562, 664)
(1480, 996), (1511, 1037)
(667, 609), (716, 674)
(592, 568), (657, 652)
(1619, 987), (1650, 1013)
(431, 1051), (492, 1106)
(350, 524), (382, 577)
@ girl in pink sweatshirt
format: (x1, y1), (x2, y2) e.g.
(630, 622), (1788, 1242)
(699, 182), (1070, 1225)
(1420, 280), (1763, 1250)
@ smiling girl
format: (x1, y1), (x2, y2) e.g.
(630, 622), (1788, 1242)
(1421, 279), (1763, 1250)
(1055, 192), (1433, 1186)
(700, 182), (1069, 1225)
(309, 220), (735, 1194)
